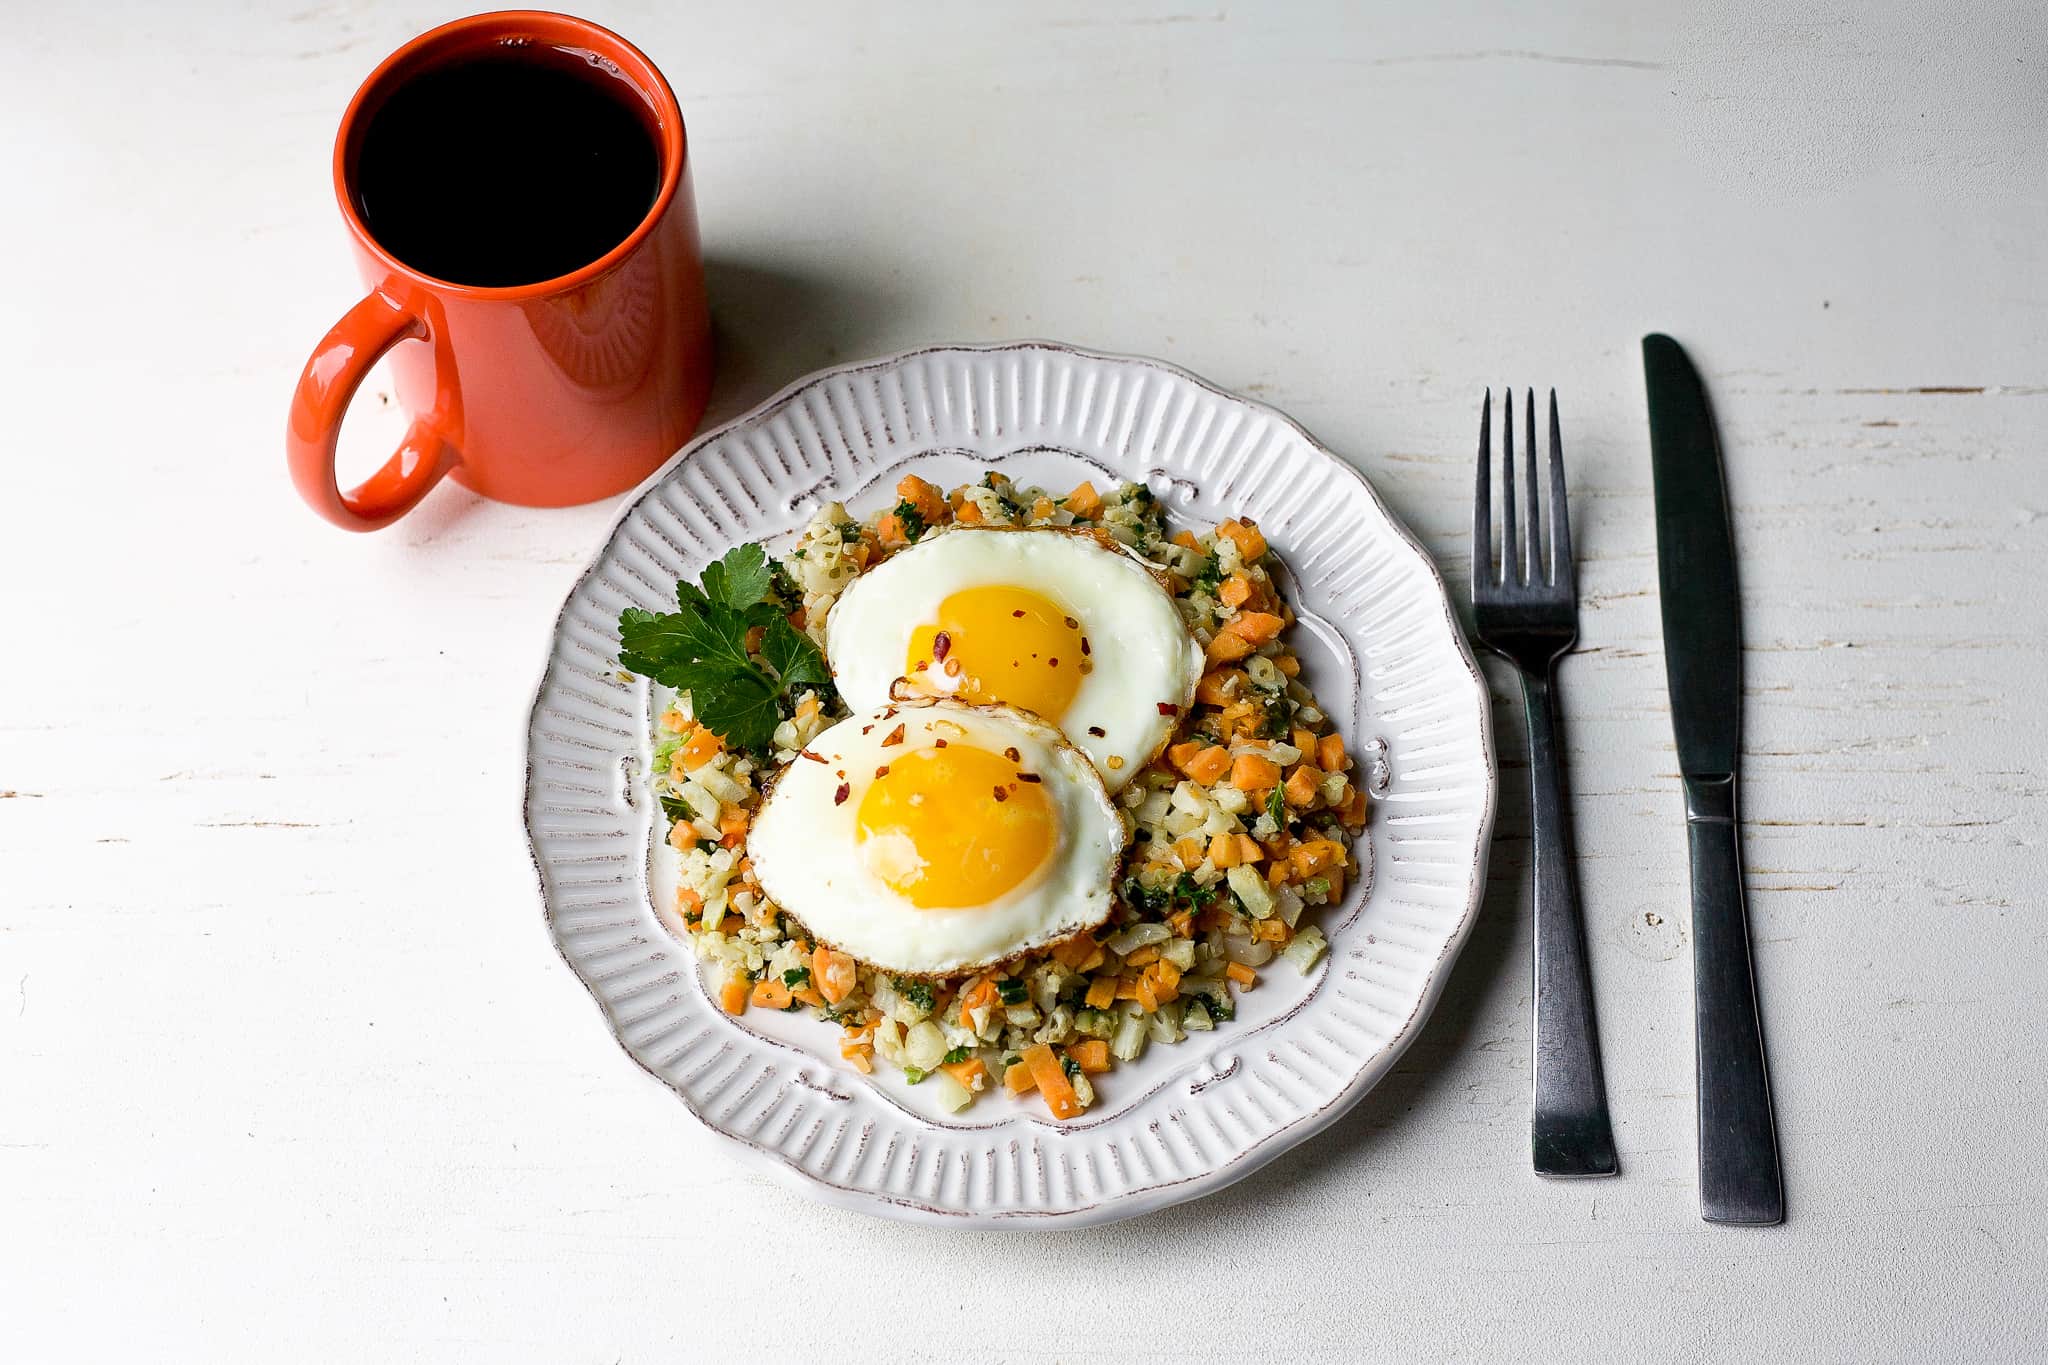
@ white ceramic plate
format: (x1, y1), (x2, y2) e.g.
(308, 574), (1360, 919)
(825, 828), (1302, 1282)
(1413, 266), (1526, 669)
(525, 342), (1495, 1227)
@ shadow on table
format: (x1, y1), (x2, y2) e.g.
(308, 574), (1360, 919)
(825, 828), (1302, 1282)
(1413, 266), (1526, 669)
(697, 254), (920, 432)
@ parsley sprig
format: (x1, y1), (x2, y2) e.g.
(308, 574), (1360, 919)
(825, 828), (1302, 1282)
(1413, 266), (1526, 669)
(617, 544), (829, 756)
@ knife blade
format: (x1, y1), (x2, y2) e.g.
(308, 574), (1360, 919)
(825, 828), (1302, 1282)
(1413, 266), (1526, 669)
(1643, 333), (1785, 1226)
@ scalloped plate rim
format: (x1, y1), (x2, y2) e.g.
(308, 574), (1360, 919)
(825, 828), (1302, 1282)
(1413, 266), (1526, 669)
(523, 338), (1497, 1229)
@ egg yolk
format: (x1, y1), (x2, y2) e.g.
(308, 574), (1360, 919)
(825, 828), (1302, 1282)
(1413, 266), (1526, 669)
(906, 586), (1085, 722)
(855, 744), (1056, 909)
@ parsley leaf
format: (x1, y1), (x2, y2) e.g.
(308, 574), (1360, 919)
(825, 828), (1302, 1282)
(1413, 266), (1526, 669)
(892, 977), (936, 1012)
(1267, 784), (1288, 831)
(893, 499), (927, 544)
(782, 966), (812, 990)
(699, 542), (773, 614)
(616, 545), (830, 755)
(941, 1046), (972, 1065)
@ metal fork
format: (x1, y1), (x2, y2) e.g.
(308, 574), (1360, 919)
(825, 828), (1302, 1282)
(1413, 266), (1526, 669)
(1472, 388), (1619, 1178)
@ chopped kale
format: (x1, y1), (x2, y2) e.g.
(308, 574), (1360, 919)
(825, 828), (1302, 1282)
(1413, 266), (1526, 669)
(892, 977), (936, 1012)
(995, 977), (1028, 1006)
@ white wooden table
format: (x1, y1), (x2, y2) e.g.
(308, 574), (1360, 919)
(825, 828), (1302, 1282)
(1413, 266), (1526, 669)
(4, 2), (2043, 1359)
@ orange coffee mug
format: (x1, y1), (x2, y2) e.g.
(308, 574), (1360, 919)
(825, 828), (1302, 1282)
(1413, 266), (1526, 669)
(288, 11), (712, 530)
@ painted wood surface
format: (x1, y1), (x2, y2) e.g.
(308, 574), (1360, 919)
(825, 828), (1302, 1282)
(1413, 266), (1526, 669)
(2, 1), (2042, 1359)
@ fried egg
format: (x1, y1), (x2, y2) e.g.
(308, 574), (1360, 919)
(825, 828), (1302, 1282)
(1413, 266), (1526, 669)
(748, 698), (1125, 976)
(825, 527), (1201, 791)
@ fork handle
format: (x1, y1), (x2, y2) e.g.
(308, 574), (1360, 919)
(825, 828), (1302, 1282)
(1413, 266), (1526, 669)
(1521, 668), (1620, 1178)
(1684, 775), (1785, 1224)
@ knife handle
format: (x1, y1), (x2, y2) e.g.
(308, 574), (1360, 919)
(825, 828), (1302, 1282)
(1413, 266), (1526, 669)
(1684, 775), (1785, 1225)
(1523, 669), (1619, 1178)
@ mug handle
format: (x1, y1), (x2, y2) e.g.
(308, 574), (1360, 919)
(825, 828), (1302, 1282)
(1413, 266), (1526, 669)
(287, 291), (460, 531)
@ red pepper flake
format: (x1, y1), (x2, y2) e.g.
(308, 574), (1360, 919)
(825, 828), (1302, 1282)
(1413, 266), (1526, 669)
(1004, 746), (1021, 762)
(833, 782), (850, 805)
(861, 724), (874, 735)
(1063, 615), (1079, 629)
(914, 659), (929, 672)
(799, 749), (827, 763)
(882, 724), (906, 747)
(933, 738), (949, 748)
(1080, 637), (1091, 656)
(1087, 726), (1106, 737)
(1048, 658), (1059, 667)
(1157, 702), (1180, 716)
(1016, 771), (1042, 783)
(1012, 609), (1026, 618)
(932, 631), (952, 660)
(992, 786), (1009, 802)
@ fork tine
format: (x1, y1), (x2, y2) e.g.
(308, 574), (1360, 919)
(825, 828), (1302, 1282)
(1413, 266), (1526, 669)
(1474, 389), (1493, 588)
(1500, 388), (1519, 584)
(1548, 389), (1572, 585)
(1524, 388), (1542, 584)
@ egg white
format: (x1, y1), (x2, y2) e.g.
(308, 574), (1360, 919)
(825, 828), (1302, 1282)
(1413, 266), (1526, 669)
(748, 698), (1126, 977)
(824, 527), (1201, 791)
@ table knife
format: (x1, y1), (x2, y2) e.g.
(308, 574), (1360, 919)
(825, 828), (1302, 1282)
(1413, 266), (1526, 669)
(1643, 333), (1785, 1226)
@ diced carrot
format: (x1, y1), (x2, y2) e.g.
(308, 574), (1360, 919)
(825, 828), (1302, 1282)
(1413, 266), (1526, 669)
(954, 498), (984, 524)
(1173, 529), (1202, 551)
(1231, 753), (1281, 792)
(676, 887), (704, 916)
(1293, 837), (1347, 877)
(812, 947), (857, 1003)
(1030, 496), (1055, 522)
(876, 511), (912, 546)
(1217, 573), (1252, 608)
(719, 974), (750, 1014)
(718, 805), (751, 847)
(1134, 975), (1160, 1013)
(668, 821), (699, 852)
(1218, 519), (1267, 562)
(1115, 977), (1143, 1002)
(743, 624), (766, 655)
(1267, 859), (1291, 886)
(1318, 734), (1346, 772)
(1022, 1044), (1082, 1119)
(751, 977), (793, 1010)
(1225, 962), (1258, 989)
(1253, 916), (1290, 943)
(1084, 976), (1117, 1009)
(1005, 1060), (1036, 1094)
(1167, 909), (1194, 938)
(896, 474), (947, 524)
(1123, 945), (1161, 968)
(1206, 631), (1255, 664)
(678, 726), (724, 770)
(1066, 481), (1103, 519)
(795, 693), (821, 724)
(1167, 739), (1207, 773)
(660, 709), (690, 733)
(1224, 611), (1285, 645)
(960, 976), (998, 1016)
(1340, 788), (1369, 828)
(1173, 836), (1206, 870)
(1284, 764), (1322, 809)
(1195, 668), (1243, 706)
(1325, 869), (1345, 901)
(1209, 832), (1242, 869)
(1069, 1040), (1111, 1074)
(1150, 959), (1183, 995)
(941, 1057), (987, 1091)
(1290, 727), (1317, 758)
(1184, 745), (1232, 786)
(1051, 935), (1099, 970)
(794, 986), (826, 1008)
(1275, 654), (1301, 678)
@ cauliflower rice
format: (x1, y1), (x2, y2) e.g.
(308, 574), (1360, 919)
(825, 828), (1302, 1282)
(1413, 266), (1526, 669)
(642, 472), (1368, 1118)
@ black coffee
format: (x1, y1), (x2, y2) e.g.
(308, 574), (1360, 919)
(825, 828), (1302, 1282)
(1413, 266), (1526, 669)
(352, 49), (661, 288)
